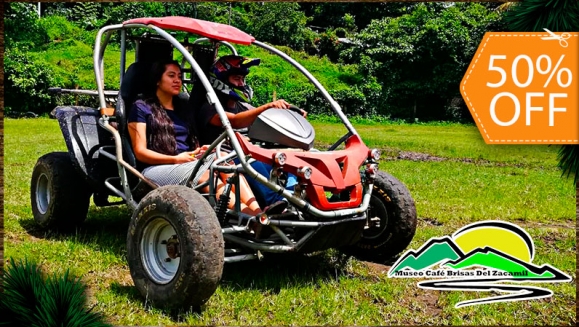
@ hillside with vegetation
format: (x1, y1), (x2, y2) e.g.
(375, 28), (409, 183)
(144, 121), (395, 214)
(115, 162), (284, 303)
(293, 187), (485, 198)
(5, 2), (506, 122)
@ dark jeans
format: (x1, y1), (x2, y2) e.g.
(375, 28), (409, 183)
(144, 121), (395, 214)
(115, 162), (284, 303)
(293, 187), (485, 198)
(235, 159), (297, 206)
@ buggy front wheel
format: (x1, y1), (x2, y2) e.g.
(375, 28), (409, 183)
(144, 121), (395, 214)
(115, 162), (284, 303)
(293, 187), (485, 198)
(342, 171), (417, 262)
(126, 185), (224, 310)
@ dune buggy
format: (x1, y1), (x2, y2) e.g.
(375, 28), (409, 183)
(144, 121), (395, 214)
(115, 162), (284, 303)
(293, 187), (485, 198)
(31, 16), (417, 310)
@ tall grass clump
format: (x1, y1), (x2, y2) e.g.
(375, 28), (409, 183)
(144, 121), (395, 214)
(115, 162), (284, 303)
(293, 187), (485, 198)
(0, 259), (111, 327)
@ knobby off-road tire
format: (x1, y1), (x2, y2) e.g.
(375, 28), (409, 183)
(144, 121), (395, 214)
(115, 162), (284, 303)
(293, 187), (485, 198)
(343, 171), (417, 262)
(30, 152), (92, 230)
(126, 185), (224, 310)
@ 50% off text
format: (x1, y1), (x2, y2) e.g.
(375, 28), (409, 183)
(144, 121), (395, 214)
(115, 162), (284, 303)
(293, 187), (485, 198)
(487, 54), (572, 127)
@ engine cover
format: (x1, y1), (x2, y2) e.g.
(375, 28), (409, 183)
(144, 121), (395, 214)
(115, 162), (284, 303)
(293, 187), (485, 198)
(248, 108), (315, 150)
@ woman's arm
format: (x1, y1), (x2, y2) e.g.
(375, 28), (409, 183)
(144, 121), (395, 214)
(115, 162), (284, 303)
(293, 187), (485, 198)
(128, 122), (201, 165)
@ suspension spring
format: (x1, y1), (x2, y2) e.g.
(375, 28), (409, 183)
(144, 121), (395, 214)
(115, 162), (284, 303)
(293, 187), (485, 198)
(215, 183), (231, 224)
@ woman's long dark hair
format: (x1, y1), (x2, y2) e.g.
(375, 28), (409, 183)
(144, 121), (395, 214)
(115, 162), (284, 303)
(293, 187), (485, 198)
(143, 59), (199, 155)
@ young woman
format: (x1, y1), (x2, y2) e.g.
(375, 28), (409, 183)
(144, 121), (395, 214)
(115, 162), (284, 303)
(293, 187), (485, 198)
(127, 59), (264, 216)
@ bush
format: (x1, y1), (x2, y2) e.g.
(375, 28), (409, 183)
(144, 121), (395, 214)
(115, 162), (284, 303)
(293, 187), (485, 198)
(4, 48), (57, 115)
(39, 15), (78, 43)
(5, 3), (45, 48)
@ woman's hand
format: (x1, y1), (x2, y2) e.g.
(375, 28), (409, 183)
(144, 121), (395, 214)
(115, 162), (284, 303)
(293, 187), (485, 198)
(173, 151), (197, 164)
(193, 145), (210, 157)
(174, 145), (212, 164)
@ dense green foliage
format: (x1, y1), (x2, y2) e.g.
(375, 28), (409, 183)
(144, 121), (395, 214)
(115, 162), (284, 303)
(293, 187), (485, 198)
(6, 2), (506, 121)
(4, 48), (57, 115)
(5, 3), (46, 48)
(343, 3), (505, 121)
(244, 3), (314, 51)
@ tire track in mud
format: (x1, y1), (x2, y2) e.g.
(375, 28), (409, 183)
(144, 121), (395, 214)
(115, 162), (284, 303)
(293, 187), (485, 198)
(383, 150), (531, 168)
(418, 218), (575, 230)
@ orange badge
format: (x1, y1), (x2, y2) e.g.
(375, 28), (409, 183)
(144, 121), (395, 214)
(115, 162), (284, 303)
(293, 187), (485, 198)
(461, 30), (578, 144)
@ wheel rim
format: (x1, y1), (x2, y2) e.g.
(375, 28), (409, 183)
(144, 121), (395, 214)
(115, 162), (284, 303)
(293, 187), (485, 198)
(36, 173), (50, 215)
(140, 218), (181, 284)
(362, 195), (389, 240)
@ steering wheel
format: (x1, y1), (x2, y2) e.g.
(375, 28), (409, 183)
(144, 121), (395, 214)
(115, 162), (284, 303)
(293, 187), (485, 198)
(288, 104), (305, 115)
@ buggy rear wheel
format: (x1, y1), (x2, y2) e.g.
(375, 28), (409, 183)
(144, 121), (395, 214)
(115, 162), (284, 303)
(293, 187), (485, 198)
(127, 185), (224, 310)
(30, 152), (92, 230)
(342, 171), (417, 262)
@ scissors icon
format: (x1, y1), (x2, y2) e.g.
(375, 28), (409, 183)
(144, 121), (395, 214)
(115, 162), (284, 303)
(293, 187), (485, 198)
(541, 28), (571, 47)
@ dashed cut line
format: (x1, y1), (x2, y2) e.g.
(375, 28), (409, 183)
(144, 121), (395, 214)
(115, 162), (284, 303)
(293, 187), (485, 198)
(489, 140), (579, 143)
(462, 35), (491, 141)
(462, 33), (578, 144)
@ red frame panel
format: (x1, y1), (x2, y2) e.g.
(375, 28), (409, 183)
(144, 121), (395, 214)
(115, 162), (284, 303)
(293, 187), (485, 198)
(123, 17), (255, 45)
(236, 133), (370, 210)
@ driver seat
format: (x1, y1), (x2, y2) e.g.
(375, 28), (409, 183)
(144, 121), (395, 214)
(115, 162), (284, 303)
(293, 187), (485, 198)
(187, 43), (217, 115)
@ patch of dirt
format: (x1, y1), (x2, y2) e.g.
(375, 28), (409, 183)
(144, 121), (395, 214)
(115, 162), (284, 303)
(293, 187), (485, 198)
(385, 150), (528, 167)
(83, 267), (133, 290)
(415, 290), (443, 316)
(361, 261), (391, 276)
(313, 144), (531, 168)
(394, 151), (446, 162)
(421, 217), (444, 226)
(399, 289), (443, 318)
(540, 233), (562, 247)
(418, 218), (576, 231)
(510, 219), (575, 230)
(5, 231), (43, 245)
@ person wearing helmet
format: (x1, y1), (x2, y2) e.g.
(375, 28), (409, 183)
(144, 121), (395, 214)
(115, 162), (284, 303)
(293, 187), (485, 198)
(195, 55), (305, 145)
(195, 55), (304, 207)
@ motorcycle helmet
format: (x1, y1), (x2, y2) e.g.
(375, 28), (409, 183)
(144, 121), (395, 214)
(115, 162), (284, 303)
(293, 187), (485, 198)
(209, 55), (261, 102)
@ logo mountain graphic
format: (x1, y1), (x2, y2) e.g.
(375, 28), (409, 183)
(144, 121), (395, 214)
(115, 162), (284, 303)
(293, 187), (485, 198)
(387, 220), (572, 308)
(389, 236), (464, 275)
(390, 238), (569, 281)
(443, 247), (568, 280)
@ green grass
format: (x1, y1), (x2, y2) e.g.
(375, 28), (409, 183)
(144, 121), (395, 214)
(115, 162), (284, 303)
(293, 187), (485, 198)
(311, 121), (562, 166)
(4, 118), (576, 325)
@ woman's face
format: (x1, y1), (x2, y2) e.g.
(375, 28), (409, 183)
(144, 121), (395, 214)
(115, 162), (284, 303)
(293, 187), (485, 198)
(157, 64), (182, 96)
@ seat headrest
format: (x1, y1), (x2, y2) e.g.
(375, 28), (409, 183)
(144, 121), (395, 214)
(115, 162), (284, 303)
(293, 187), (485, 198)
(120, 61), (154, 107)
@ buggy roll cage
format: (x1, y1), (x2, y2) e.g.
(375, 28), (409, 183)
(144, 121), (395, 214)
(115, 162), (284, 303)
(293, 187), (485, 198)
(92, 17), (373, 221)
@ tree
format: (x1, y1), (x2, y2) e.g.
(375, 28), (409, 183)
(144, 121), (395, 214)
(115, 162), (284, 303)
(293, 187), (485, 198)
(300, 2), (419, 31)
(244, 3), (313, 51)
(344, 3), (503, 120)
(5, 2), (45, 48)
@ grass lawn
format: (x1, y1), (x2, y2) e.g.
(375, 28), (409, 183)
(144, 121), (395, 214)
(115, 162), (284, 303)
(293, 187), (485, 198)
(4, 117), (576, 325)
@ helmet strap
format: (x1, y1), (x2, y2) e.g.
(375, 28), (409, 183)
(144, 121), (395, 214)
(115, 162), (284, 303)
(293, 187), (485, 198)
(209, 76), (253, 102)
